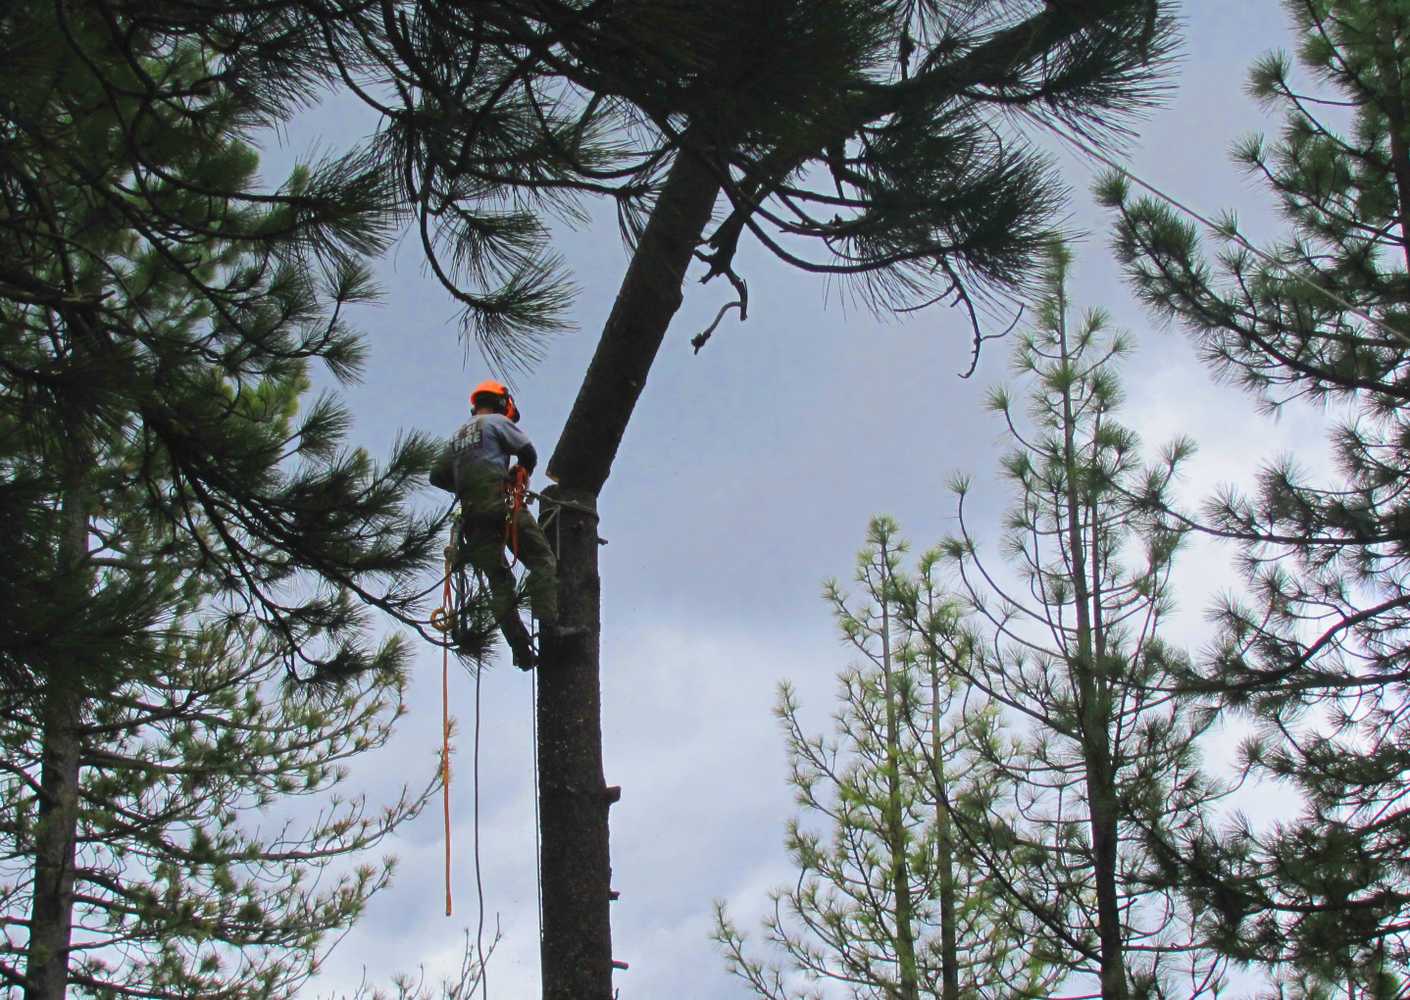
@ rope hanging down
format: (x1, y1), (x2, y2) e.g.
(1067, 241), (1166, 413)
(531, 666), (544, 947)
(471, 648), (488, 997)
(430, 482), (589, 954)
(430, 524), (493, 1000)
(431, 490), (547, 968)
(430, 550), (456, 918)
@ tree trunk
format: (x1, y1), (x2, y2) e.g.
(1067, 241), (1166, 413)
(23, 472), (88, 1000)
(878, 541), (921, 1000)
(535, 483), (611, 1000)
(536, 134), (722, 1000)
(1084, 418), (1126, 1000)
(1054, 284), (1128, 1000)
(23, 682), (83, 1000)
(1086, 757), (1126, 1000)
(930, 663), (960, 1000)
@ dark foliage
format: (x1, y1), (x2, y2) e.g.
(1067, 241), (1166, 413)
(1103, 0), (1410, 989)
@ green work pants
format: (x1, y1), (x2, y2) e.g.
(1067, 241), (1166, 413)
(459, 503), (560, 630)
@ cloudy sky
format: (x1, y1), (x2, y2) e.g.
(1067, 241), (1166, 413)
(258, 2), (1337, 996)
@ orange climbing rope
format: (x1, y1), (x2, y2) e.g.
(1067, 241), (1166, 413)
(504, 466), (529, 566)
(430, 479), (544, 930)
(430, 552), (455, 917)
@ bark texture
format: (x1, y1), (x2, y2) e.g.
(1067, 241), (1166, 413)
(546, 136), (723, 495)
(536, 138), (722, 1000)
(535, 484), (610, 1000)
(23, 476), (88, 1000)
(23, 685), (82, 1000)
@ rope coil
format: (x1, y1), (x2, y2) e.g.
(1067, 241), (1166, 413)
(504, 467), (529, 566)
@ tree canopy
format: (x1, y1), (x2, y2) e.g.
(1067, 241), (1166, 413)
(1103, 0), (1410, 989)
(0, 3), (444, 996)
(305, 3), (1185, 995)
(716, 518), (1060, 1000)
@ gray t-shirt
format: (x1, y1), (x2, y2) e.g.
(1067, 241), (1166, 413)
(433, 413), (536, 497)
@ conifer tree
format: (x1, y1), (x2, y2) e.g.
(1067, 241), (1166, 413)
(315, 5), (1184, 994)
(933, 246), (1224, 1000)
(1101, 0), (1410, 989)
(714, 517), (1059, 1000)
(0, 3), (443, 997)
(0, 567), (433, 998)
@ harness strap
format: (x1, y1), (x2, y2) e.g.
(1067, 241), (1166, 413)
(504, 466), (530, 566)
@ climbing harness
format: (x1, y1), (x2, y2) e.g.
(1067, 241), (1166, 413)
(504, 466), (529, 567)
(428, 484), (628, 981)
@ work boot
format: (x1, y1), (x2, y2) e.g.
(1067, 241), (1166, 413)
(497, 605), (537, 669)
(510, 641), (537, 671)
(505, 621), (537, 670)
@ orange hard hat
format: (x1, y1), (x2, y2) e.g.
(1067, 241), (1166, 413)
(469, 379), (520, 422)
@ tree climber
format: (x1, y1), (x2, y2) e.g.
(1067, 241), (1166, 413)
(431, 380), (559, 669)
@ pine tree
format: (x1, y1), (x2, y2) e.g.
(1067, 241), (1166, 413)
(714, 517), (1058, 1000)
(933, 245), (1224, 1000)
(316, 5), (1185, 994)
(0, 3), (444, 997)
(1, 568), (433, 997)
(1101, 0), (1410, 989)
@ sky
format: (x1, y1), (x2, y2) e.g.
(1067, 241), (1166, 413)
(251, 2), (1340, 996)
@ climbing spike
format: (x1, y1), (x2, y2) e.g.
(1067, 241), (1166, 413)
(608, 889), (620, 901)
(604, 785), (622, 804)
(612, 960), (630, 971)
